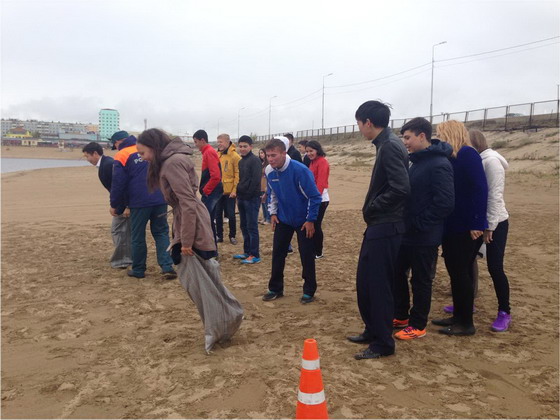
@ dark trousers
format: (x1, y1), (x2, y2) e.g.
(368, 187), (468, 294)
(313, 201), (329, 257)
(238, 196), (260, 258)
(129, 205), (173, 276)
(201, 189), (221, 242)
(442, 232), (483, 327)
(216, 195), (236, 239)
(487, 219), (510, 313)
(268, 221), (316, 296)
(394, 244), (438, 330)
(356, 223), (403, 355)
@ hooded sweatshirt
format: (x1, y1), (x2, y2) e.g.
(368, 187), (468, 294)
(159, 138), (216, 251)
(402, 139), (455, 246)
(480, 148), (509, 230)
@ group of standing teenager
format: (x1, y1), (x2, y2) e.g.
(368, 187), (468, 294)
(347, 101), (511, 360)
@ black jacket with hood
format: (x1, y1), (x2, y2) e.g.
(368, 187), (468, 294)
(402, 139), (455, 246)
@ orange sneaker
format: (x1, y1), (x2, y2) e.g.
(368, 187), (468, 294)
(393, 318), (409, 329)
(394, 326), (426, 340)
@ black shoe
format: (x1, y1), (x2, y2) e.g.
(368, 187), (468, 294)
(229, 237), (238, 245)
(262, 291), (284, 301)
(300, 294), (314, 304)
(431, 316), (456, 327)
(346, 334), (373, 344)
(438, 324), (476, 336)
(127, 270), (145, 279)
(161, 269), (177, 280)
(354, 348), (394, 360)
(217, 237), (224, 243)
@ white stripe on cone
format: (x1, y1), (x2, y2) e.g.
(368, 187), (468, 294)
(301, 358), (320, 370)
(298, 390), (326, 405)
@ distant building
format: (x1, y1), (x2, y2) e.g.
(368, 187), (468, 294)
(85, 124), (99, 133)
(7, 127), (32, 138)
(21, 139), (40, 147)
(1, 118), (95, 137)
(59, 132), (98, 142)
(99, 109), (119, 142)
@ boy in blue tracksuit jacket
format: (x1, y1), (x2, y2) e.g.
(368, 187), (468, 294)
(262, 137), (322, 304)
(109, 131), (175, 279)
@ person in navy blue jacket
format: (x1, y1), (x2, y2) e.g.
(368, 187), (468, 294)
(109, 131), (175, 280)
(261, 138), (322, 304)
(393, 118), (455, 341)
(431, 120), (488, 336)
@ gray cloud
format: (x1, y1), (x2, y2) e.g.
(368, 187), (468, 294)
(2, 0), (559, 139)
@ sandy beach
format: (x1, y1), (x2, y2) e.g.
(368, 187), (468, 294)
(2, 130), (559, 419)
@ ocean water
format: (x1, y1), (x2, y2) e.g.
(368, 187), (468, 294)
(1, 157), (90, 173)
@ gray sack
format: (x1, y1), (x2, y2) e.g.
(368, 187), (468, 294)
(176, 254), (244, 353)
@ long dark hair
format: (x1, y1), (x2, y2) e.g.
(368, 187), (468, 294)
(259, 148), (268, 166)
(306, 140), (326, 157)
(137, 128), (172, 192)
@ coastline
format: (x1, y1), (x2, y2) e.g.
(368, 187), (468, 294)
(1, 145), (115, 160)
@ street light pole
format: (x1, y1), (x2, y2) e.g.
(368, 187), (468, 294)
(268, 95), (277, 139)
(321, 72), (333, 133)
(430, 41), (447, 123)
(237, 107), (246, 139)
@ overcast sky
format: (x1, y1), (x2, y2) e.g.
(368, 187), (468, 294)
(1, 0), (559, 139)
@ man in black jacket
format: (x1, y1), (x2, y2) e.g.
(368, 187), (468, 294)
(82, 142), (132, 269)
(234, 135), (263, 264)
(347, 101), (410, 360)
(393, 117), (455, 341)
(284, 133), (302, 163)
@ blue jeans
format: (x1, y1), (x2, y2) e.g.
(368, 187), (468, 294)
(238, 196), (260, 258)
(260, 192), (270, 222)
(201, 189), (222, 242)
(130, 205), (174, 276)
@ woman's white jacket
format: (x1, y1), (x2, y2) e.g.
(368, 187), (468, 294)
(481, 148), (509, 230)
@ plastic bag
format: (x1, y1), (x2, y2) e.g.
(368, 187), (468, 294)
(176, 254), (244, 353)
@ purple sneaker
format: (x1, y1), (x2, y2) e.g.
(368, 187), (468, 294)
(443, 304), (476, 314)
(491, 311), (511, 332)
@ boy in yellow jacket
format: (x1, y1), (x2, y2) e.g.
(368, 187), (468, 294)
(216, 133), (241, 244)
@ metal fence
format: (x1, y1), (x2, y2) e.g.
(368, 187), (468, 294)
(254, 99), (559, 142)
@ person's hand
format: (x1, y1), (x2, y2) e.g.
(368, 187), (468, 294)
(302, 221), (315, 238)
(271, 215), (279, 231)
(470, 230), (484, 240)
(123, 208), (130, 218)
(229, 191), (237, 199)
(483, 229), (493, 244)
(181, 246), (194, 256)
(110, 207), (118, 217)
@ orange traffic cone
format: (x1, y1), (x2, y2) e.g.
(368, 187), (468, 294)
(296, 338), (328, 419)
